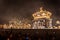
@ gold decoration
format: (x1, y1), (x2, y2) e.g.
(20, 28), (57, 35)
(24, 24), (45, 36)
(32, 7), (52, 20)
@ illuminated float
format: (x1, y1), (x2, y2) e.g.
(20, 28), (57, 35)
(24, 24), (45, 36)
(32, 7), (52, 29)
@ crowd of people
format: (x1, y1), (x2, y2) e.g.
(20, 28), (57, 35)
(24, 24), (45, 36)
(0, 29), (59, 40)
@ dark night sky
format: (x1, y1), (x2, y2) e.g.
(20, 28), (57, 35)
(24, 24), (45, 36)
(0, 0), (60, 24)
